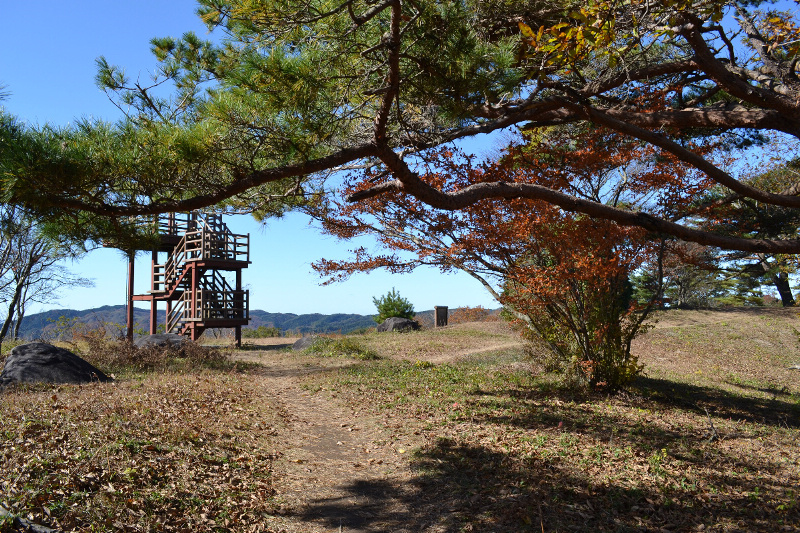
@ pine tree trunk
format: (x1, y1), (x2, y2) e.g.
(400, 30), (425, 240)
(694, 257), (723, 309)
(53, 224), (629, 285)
(757, 255), (795, 307)
(772, 272), (795, 307)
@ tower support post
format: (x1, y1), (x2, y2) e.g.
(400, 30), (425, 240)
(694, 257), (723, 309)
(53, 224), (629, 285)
(150, 250), (158, 334)
(126, 252), (135, 341)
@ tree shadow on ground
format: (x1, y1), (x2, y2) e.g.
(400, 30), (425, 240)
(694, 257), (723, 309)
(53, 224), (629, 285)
(482, 374), (799, 430)
(236, 342), (295, 351)
(634, 375), (799, 429)
(294, 436), (797, 532)
(292, 377), (799, 532)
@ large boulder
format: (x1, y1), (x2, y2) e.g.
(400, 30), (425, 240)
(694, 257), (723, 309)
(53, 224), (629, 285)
(377, 317), (420, 332)
(134, 333), (186, 349)
(0, 342), (112, 386)
(292, 335), (319, 351)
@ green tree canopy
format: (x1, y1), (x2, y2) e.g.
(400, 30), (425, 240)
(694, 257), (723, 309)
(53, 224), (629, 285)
(696, 159), (800, 305)
(373, 288), (415, 323)
(2, 0), (800, 252)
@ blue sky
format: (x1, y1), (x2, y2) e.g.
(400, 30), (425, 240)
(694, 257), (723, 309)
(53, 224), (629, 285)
(0, 0), (500, 316)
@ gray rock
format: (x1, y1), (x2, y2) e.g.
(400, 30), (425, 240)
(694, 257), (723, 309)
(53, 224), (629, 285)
(0, 503), (57, 532)
(134, 333), (186, 349)
(377, 317), (420, 332)
(0, 342), (111, 386)
(292, 336), (319, 351)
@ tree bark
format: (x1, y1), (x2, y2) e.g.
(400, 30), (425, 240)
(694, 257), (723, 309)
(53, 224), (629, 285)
(771, 271), (795, 307)
(12, 284), (27, 339)
(757, 255), (796, 307)
(0, 277), (24, 343)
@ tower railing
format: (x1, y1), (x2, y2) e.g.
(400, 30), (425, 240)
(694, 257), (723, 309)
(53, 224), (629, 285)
(152, 226), (249, 294)
(151, 211), (250, 337)
(166, 291), (191, 334)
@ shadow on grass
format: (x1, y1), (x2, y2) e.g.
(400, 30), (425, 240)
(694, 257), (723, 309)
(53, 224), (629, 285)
(634, 375), (799, 428)
(294, 433), (797, 532)
(235, 342), (294, 352)
(291, 374), (798, 532)
(721, 379), (793, 399)
(479, 373), (799, 431)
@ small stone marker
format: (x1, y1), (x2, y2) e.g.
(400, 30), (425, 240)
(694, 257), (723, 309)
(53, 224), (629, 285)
(434, 306), (448, 327)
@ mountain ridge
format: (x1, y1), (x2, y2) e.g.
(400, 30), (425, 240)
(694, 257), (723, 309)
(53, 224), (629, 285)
(13, 305), (412, 339)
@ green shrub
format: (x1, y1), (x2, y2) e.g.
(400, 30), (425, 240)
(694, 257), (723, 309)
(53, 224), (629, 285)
(241, 325), (282, 338)
(373, 288), (415, 323)
(304, 337), (380, 360)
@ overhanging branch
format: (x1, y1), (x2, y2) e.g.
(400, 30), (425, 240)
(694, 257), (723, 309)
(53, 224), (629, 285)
(347, 178), (800, 254)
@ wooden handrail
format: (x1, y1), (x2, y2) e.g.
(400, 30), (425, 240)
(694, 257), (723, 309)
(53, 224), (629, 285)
(157, 211), (250, 335)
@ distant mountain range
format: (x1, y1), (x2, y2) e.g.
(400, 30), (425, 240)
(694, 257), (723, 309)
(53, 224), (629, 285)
(14, 305), (396, 339)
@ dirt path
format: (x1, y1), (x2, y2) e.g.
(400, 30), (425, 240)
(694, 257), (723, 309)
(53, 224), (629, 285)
(415, 341), (522, 364)
(237, 334), (523, 532)
(267, 374), (419, 533)
(236, 346), (417, 533)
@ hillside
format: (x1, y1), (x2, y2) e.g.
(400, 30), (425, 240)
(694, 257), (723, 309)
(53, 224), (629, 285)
(247, 310), (377, 334)
(14, 305), (381, 339)
(15, 306), (158, 340)
(632, 306), (800, 396)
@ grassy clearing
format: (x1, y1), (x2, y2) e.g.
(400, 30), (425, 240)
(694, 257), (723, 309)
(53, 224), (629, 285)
(1, 309), (798, 532)
(1, 346), (282, 533)
(302, 337), (381, 360)
(353, 321), (517, 361)
(309, 311), (800, 532)
(633, 308), (800, 401)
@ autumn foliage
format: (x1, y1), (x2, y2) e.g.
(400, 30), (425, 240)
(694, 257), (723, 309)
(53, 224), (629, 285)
(449, 306), (496, 325)
(4, 1), (800, 260)
(312, 124), (714, 390)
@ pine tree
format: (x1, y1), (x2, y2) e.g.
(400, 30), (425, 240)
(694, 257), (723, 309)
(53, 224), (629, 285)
(372, 288), (415, 324)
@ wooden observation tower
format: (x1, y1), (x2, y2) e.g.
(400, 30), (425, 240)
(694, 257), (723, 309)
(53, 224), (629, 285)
(127, 212), (250, 345)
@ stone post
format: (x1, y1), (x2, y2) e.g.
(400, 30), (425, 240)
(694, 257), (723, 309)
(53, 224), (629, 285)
(434, 306), (448, 327)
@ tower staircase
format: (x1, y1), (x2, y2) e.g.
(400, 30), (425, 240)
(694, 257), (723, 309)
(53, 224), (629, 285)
(131, 212), (250, 342)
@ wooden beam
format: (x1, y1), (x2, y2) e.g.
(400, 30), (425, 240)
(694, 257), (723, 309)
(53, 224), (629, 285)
(126, 252), (134, 342)
(150, 250), (158, 334)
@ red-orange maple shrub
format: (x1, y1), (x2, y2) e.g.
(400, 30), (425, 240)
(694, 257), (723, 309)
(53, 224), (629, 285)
(449, 306), (496, 324)
(311, 125), (707, 390)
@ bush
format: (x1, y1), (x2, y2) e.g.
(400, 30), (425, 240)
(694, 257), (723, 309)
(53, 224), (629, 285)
(449, 306), (495, 324)
(241, 325), (282, 338)
(304, 337), (380, 360)
(372, 288), (415, 323)
(79, 331), (230, 374)
(507, 273), (649, 392)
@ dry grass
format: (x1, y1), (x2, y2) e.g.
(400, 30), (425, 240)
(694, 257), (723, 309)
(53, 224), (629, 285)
(635, 307), (800, 399)
(308, 309), (800, 532)
(1, 309), (799, 532)
(354, 321), (519, 363)
(1, 359), (282, 532)
(85, 338), (233, 375)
